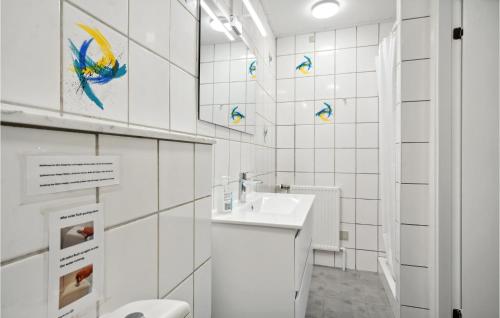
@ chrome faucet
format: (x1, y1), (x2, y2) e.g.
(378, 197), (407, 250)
(238, 172), (263, 203)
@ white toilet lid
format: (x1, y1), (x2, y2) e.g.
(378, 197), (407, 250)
(100, 300), (190, 318)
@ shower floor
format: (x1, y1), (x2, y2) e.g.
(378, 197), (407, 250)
(306, 265), (394, 318)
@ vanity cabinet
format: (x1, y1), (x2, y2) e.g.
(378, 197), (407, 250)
(212, 205), (313, 318)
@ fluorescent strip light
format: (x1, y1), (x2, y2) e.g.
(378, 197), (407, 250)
(242, 0), (267, 37)
(201, 0), (235, 41)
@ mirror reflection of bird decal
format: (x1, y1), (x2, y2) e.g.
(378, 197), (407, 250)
(296, 55), (312, 75)
(230, 106), (245, 124)
(249, 60), (257, 79)
(315, 102), (333, 122)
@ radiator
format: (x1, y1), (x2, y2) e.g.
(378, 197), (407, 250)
(287, 185), (341, 252)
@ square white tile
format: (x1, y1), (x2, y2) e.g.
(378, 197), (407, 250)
(335, 173), (356, 198)
(129, 42), (170, 129)
(315, 30), (335, 51)
(356, 199), (378, 225)
(214, 43), (230, 61)
(129, 0), (170, 58)
(341, 198), (356, 223)
(356, 250), (378, 272)
(401, 143), (429, 184)
(357, 72), (378, 97)
(277, 149), (295, 171)
(195, 144), (213, 199)
(401, 101), (430, 142)
(295, 77), (314, 101)
(295, 125), (314, 148)
(71, 0), (128, 33)
(400, 266), (429, 308)
(213, 61), (230, 82)
(1, 253), (49, 318)
(277, 172), (295, 185)
(159, 203), (194, 296)
(357, 123), (379, 148)
(164, 274), (194, 310)
(200, 45), (214, 62)
(296, 33), (315, 53)
(401, 0), (430, 19)
(195, 197), (212, 268)
(229, 82), (246, 104)
(200, 63), (214, 84)
(277, 125), (295, 148)
(229, 141), (241, 178)
(357, 148), (378, 173)
(357, 97), (379, 122)
(277, 36), (295, 56)
(277, 102), (295, 125)
(335, 73), (356, 98)
(336, 27), (356, 49)
(1, 127), (96, 261)
(315, 149), (335, 172)
(314, 173), (335, 186)
(194, 260), (212, 318)
(315, 50), (335, 75)
(315, 75), (335, 100)
(401, 18), (430, 60)
(336, 48), (356, 74)
(230, 59), (247, 82)
(295, 172), (315, 185)
(277, 55), (295, 79)
(170, 0), (197, 75)
(99, 135), (158, 227)
(2, 0), (60, 109)
(213, 83), (230, 104)
(356, 224), (378, 250)
(159, 141), (194, 209)
(357, 24), (379, 46)
(357, 46), (378, 72)
(295, 149), (314, 172)
(401, 225), (429, 267)
(231, 41), (248, 59)
(335, 124), (356, 148)
(334, 98), (355, 123)
(170, 65), (197, 133)
(315, 124), (335, 148)
(213, 138), (229, 185)
(356, 174), (378, 199)
(295, 101), (315, 124)
(400, 184), (429, 225)
(401, 59), (430, 101)
(335, 148), (356, 173)
(277, 79), (294, 102)
(63, 3), (128, 121)
(103, 216), (158, 313)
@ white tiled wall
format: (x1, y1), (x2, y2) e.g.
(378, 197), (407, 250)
(1, 1), (277, 317)
(1, 127), (213, 318)
(395, 0), (432, 317)
(276, 22), (392, 272)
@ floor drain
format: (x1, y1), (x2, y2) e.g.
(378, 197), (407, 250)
(125, 313), (145, 318)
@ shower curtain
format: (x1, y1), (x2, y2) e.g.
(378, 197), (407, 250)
(376, 27), (397, 279)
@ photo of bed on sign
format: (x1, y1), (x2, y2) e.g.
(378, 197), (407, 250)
(59, 264), (93, 309)
(60, 221), (94, 249)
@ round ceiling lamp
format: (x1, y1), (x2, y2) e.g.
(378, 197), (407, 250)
(311, 0), (340, 19)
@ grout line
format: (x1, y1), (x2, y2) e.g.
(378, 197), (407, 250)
(1, 248), (49, 266)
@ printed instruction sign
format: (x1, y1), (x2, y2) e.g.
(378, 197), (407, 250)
(26, 155), (120, 195)
(48, 203), (104, 318)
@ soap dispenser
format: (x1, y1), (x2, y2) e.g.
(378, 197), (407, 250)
(222, 176), (233, 213)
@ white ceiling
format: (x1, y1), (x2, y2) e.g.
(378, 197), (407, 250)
(260, 0), (396, 37)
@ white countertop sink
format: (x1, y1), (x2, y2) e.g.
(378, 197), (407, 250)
(211, 192), (315, 229)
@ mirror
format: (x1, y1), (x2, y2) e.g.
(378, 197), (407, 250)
(198, 0), (256, 134)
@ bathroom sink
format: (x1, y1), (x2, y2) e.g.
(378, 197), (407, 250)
(234, 194), (300, 215)
(212, 192), (315, 229)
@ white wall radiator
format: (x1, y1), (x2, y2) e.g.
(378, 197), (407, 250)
(282, 184), (346, 271)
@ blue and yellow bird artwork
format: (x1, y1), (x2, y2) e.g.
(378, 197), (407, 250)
(249, 60), (257, 79)
(230, 106), (245, 124)
(315, 102), (334, 123)
(296, 55), (312, 75)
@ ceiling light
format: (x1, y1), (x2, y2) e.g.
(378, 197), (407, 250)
(201, 0), (235, 41)
(242, 0), (267, 37)
(209, 16), (230, 32)
(311, 0), (340, 19)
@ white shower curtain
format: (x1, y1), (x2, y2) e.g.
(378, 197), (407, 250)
(376, 27), (397, 279)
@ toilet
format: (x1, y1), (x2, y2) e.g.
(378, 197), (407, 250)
(100, 300), (191, 318)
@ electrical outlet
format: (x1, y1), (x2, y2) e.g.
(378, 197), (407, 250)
(340, 231), (349, 241)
